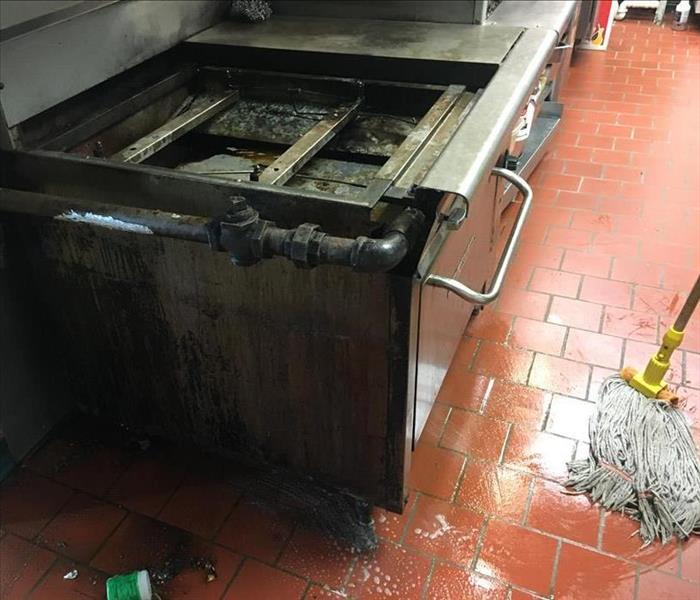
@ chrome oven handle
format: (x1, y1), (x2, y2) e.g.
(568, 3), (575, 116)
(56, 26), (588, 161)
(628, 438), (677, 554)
(425, 167), (533, 305)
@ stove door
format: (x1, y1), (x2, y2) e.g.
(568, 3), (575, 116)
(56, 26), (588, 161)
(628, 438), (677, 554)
(413, 167), (534, 444)
(413, 173), (498, 444)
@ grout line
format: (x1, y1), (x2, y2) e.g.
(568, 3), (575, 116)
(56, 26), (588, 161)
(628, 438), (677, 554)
(419, 558), (437, 600)
(510, 583), (550, 600)
(524, 351), (538, 389)
(435, 406), (452, 448)
(479, 377), (496, 415)
(449, 458), (469, 505)
(101, 452), (140, 501)
(556, 245), (573, 271)
(559, 326), (572, 362)
(467, 339), (482, 372)
(525, 266), (537, 294)
(615, 333), (624, 372)
(86, 508), (129, 564)
(596, 300), (606, 334)
(548, 538), (563, 598)
(540, 394), (555, 434)
(469, 516), (491, 572)
(543, 293), (556, 329)
(498, 424), (513, 466)
(575, 270), (585, 300)
(155, 474), (189, 522)
(521, 476), (536, 526)
(30, 484), (76, 544)
(503, 315), (516, 347)
(564, 207), (574, 228)
(583, 363), (593, 403)
(542, 223), (552, 247)
(629, 280), (640, 313)
(340, 555), (359, 595)
(301, 580), (314, 599)
(273, 519), (298, 566)
(261, 552), (332, 589)
(212, 490), (243, 542)
(539, 393), (554, 431)
(25, 556), (59, 598)
(398, 492), (422, 546)
(220, 556), (248, 598)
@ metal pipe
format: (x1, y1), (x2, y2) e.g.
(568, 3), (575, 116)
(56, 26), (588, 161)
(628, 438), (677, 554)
(258, 97), (362, 186)
(0, 188), (214, 243)
(261, 215), (414, 272)
(0, 188), (424, 273)
(219, 196), (425, 272)
(111, 90), (240, 163)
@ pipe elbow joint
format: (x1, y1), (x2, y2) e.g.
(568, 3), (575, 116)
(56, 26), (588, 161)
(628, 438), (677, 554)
(218, 196), (425, 273)
(350, 232), (409, 272)
(351, 207), (425, 272)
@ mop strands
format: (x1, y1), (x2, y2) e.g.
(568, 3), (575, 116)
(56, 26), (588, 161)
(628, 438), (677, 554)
(566, 276), (700, 545)
(230, 0), (272, 22)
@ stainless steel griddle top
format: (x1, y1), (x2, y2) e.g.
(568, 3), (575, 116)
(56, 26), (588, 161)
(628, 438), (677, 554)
(186, 17), (523, 65)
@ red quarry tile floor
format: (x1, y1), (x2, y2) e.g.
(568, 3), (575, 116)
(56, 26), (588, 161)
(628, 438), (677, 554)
(1, 16), (699, 600)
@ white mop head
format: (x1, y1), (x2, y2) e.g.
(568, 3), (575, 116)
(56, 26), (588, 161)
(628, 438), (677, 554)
(566, 375), (700, 544)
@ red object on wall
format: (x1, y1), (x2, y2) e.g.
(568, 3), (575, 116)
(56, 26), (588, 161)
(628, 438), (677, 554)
(580, 0), (616, 50)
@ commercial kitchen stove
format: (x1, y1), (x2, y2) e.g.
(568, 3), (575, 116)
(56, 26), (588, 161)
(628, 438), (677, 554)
(0, 1), (578, 512)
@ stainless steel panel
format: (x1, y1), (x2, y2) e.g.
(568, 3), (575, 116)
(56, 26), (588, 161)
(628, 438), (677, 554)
(0, 0), (226, 127)
(374, 86), (465, 183)
(269, 1), (481, 24)
(414, 172), (499, 442)
(259, 98), (362, 186)
(2, 150), (376, 234)
(419, 28), (557, 205)
(112, 90), (240, 164)
(396, 91), (479, 191)
(488, 0), (578, 37)
(0, 1), (105, 39)
(187, 18), (523, 65)
(550, 2), (580, 101)
(39, 67), (197, 152)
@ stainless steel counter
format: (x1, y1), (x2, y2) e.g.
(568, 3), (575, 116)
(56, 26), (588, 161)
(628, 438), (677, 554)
(419, 28), (557, 207)
(268, 0), (490, 24)
(0, 0), (226, 128)
(186, 17), (523, 65)
(489, 0), (577, 36)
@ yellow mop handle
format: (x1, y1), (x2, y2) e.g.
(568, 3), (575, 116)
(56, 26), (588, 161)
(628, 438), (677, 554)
(630, 275), (700, 399)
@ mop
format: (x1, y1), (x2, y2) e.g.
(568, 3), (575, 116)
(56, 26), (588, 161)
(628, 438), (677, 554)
(566, 275), (700, 544)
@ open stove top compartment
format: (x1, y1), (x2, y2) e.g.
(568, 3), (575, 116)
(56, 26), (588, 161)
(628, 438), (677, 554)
(0, 1), (578, 511)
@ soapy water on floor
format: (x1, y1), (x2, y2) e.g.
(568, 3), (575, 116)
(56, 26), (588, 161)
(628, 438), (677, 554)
(414, 513), (454, 540)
